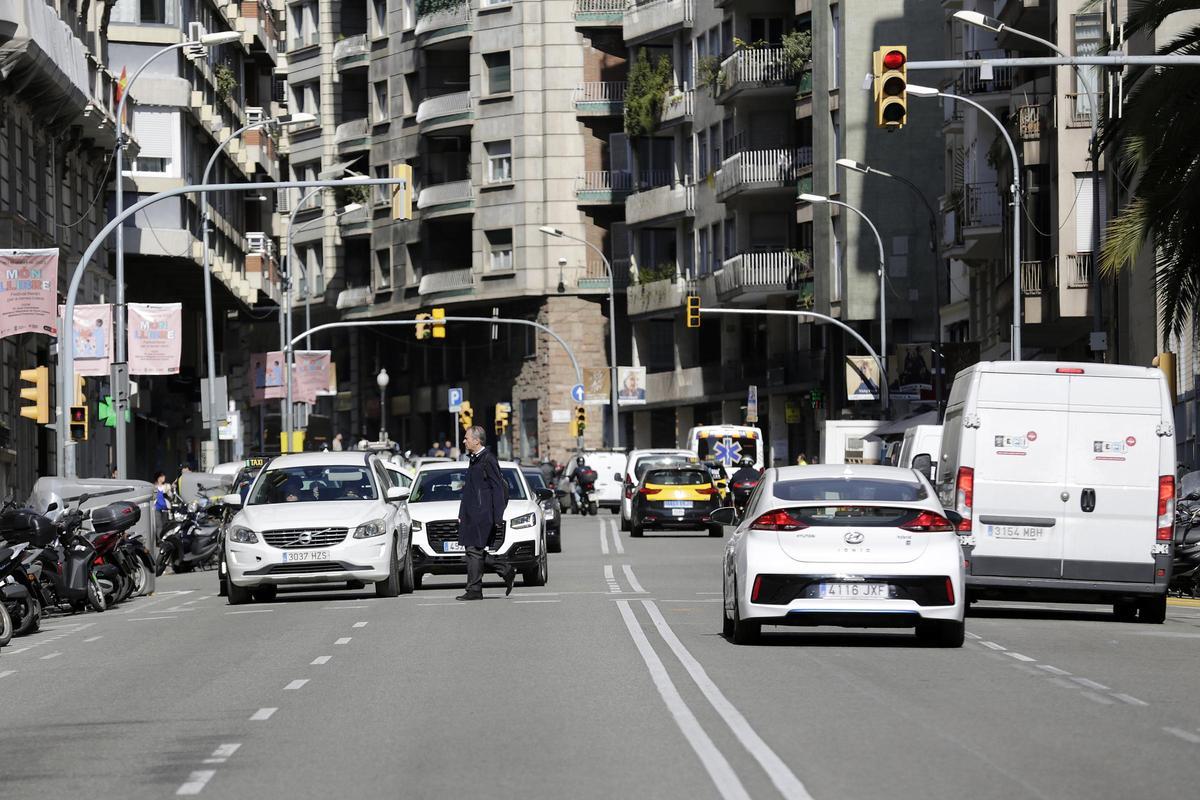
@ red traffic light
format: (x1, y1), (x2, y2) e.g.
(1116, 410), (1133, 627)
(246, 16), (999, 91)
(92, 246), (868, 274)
(883, 50), (906, 70)
(70, 406), (86, 422)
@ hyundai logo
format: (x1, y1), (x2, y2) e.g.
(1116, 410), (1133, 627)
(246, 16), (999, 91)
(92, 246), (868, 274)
(844, 532), (865, 545)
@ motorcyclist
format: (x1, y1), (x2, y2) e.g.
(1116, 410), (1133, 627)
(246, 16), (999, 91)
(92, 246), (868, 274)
(568, 455), (596, 514)
(729, 457), (760, 512)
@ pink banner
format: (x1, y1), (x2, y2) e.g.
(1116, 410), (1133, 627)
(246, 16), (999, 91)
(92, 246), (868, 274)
(60, 303), (112, 377)
(0, 249), (59, 338)
(128, 303), (182, 375)
(250, 351), (287, 402)
(294, 351), (331, 405)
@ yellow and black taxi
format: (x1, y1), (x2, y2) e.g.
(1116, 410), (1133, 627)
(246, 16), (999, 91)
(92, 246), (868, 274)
(630, 466), (724, 538)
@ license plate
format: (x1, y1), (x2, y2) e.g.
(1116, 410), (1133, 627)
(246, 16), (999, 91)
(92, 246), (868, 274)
(672, 509), (686, 517)
(443, 542), (465, 553)
(989, 525), (1044, 540)
(281, 550), (330, 562)
(819, 582), (889, 599)
(664, 500), (693, 508)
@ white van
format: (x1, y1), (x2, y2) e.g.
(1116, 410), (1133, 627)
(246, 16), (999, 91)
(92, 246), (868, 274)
(581, 450), (626, 513)
(687, 425), (764, 470)
(938, 361), (1174, 622)
(899, 425), (943, 481)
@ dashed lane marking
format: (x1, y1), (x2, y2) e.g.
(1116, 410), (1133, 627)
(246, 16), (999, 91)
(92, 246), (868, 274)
(622, 564), (647, 594)
(202, 743), (241, 764)
(353, 622), (368, 628)
(83, 636), (102, 642)
(979, 641), (1007, 651)
(610, 519), (625, 555)
(283, 679), (308, 691)
(1113, 693), (1150, 707)
(225, 609), (274, 615)
(39, 652), (61, 660)
(335, 637), (352, 645)
(604, 564), (621, 594)
(175, 770), (216, 796)
(250, 708), (277, 721)
(0, 670), (15, 679)
(1004, 652), (1036, 662)
(1071, 677), (1110, 692)
(1164, 727), (1200, 744)
(311, 656), (332, 665)
(599, 523), (610, 555)
(514, 599), (561, 604)
(1080, 691), (1115, 706)
(129, 616), (177, 621)
(1037, 664), (1072, 676)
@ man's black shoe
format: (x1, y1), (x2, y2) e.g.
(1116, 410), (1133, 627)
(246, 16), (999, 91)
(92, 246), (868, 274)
(503, 566), (517, 597)
(456, 592), (483, 601)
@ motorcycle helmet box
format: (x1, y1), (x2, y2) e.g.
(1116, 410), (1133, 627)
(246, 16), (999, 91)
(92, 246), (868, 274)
(90, 501), (141, 533)
(0, 508), (57, 546)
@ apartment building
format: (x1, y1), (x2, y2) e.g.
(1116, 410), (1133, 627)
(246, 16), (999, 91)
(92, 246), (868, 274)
(0, 0), (124, 493)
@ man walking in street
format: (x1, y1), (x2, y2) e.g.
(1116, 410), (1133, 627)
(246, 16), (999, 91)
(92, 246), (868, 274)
(457, 425), (516, 600)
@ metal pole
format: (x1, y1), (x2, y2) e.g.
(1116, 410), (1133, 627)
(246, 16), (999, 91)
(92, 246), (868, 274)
(281, 189), (321, 450)
(907, 54), (1200, 69)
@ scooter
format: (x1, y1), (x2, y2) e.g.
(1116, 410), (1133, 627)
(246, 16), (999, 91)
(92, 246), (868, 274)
(156, 498), (220, 576)
(730, 477), (759, 516)
(1171, 472), (1200, 597)
(0, 541), (40, 637)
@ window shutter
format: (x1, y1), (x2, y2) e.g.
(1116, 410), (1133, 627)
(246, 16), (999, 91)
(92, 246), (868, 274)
(1074, 175), (1107, 252)
(132, 109), (175, 159)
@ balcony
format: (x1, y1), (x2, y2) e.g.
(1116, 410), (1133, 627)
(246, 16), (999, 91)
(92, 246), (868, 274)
(239, 0), (280, 61)
(624, 0), (694, 46)
(716, 147), (813, 202)
(333, 34), (369, 71)
(962, 182), (1003, 230)
(416, 91), (473, 133)
(628, 276), (684, 318)
(244, 232), (279, 293)
(574, 0), (625, 26)
(961, 49), (1015, 100)
(626, 180), (695, 225)
(660, 88), (693, 127)
(717, 47), (797, 103)
(415, 2), (471, 46)
(1066, 253), (1092, 288)
(574, 82), (626, 116)
(418, 268), (474, 296)
(716, 251), (811, 302)
(338, 204), (371, 237)
(417, 180), (474, 219)
(1064, 93), (1097, 129)
(334, 117), (371, 154)
(336, 286), (373, 310)
(240, 124), (280, 179)
(1020, 260), (1045, 297)
(579, 257), (632, 290)
(575, 171), (633, 204)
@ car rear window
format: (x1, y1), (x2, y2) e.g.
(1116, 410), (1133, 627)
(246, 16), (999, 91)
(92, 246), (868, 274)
(773, 478), (927, 502)
(644, 469), (710, 486)
(634, 455), (692, 479)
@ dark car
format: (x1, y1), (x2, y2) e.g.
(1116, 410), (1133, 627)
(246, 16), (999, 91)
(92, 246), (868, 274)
(630, 467), (722, 538)
(522, 467), (562, 553)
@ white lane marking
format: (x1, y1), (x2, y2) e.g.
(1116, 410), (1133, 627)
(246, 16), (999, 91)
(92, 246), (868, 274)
(615, 601), (752, 800)
(1131, 631), (1200, 638)
(695, 592), (722, 596)
(335, 637), (352, 645)
(250, 708), (277, 721)
(979, 641), (1007, 651)
(129, 616), (177, 621)
(1164, 726), (1200, 744)
(604, 564), (621, 593)
(622, 564), (647, 594)
(1071, 677), (1110, 692)
(600, 522), (610, 555)
(203, 743), (242, 763)
(40, 652), (61, 660)
(176, 770), (216, 796)
(1037, 664), (1072, 676)
(322, 605), (369, 609)
(1049, 677), (1081, 690)
(83, 636), (103, 642)
(965, 631), (982, 640)
(283, 679), (308, 691)
(0, 670), (15, 679)
(353, 621), (368, 628)
(311, 656), (332, 665)
(1004, 652), (1036, 662)
(8, 647), (31, 654)
(225, 609), (274, 615)
(642, 600), (816, 800)
(514, 599), (561, 604)
(610, 519), (625, 555)
(1112, 693), (1149, 707)
(1079, 691), (1115, 706)
(418, 602), (469, 607)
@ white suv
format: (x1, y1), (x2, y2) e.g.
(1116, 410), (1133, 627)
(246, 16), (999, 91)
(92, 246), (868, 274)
(223, 452), (413, 603)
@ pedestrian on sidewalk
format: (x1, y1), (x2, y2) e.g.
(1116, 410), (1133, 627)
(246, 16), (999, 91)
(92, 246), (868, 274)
(331, 433), (344, 451)
(153, 471), (172, 532)
(456, 425), (515, 601)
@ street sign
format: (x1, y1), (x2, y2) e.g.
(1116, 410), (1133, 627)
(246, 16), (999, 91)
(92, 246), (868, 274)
(746, 385), (759, 424)
(448, 386), (463, 412)
(570, 383), (586, 404)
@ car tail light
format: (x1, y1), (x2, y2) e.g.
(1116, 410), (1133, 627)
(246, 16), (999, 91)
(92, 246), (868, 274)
(955, 467), (974, 532)
(751, 574), (763, 602)
(749, 509), (807, 532)
(696, 486), (717, 496)
(638, 487), (658, 496)
(1158, 475), (1175, 541)
(945, 577), (955, 605)
(900, 511), (955, 532)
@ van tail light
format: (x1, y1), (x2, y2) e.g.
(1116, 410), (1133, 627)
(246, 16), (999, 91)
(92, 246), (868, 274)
(900, 511), (955, 532)
(750, 509), (807, 532)
(955, 467), (974, 532)
(751, 574), (763, 602)
(1158, 475), (1175, 541)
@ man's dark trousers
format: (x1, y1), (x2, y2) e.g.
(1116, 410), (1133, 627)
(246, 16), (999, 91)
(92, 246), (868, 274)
(465, 546), (505, 594)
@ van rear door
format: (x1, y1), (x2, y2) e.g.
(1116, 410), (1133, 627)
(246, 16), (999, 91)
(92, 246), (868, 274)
(1060, 376), (1161, 583)
(971, 373), (1069, 579)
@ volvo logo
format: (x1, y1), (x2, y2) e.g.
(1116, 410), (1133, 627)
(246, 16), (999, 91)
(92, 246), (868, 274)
(297, 531), (313, 545)
(843, 532), (865, 545)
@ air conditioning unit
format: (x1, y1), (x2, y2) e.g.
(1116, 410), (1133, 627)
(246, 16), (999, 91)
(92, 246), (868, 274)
(188, 21), (206, 41)
(276, 188), (292, 213)
(245, 107), (265, 125)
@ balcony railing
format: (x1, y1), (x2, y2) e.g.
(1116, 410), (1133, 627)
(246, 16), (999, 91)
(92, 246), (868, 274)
(1067, 253), (1093, 288)
(576, 170), (633, 202)
(415, 2), (470, 39)
(579, 259), (631, 289)
(1020, 260), (1044, 296)
(716, 147), (813, 198)
(1017, 104), (1043, 140)
(416, 91), (473, 126)
(661, 88), (693, 124)
(716, 251), (810, 297)
(418, 267), (474, 295)
(628, 275), (684, 317)
(333, 34), (369, 69)
(1064, 93), (1097, 128)
(417, 180), (473, 211)
(574, 0), (626, 23)
(334, 117), (370, 149)
(963, 182), (1002, 228)
(719, 47), (796, 95)
(962, 49), (1014, 94)
(573, 82), (626, 114)
(624, 0), (694, 43)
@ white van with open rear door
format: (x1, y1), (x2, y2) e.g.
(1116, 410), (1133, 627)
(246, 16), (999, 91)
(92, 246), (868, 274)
(938, 361), (1175, 623)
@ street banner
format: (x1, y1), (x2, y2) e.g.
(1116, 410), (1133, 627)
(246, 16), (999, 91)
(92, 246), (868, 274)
(0, 249), (58, 339)
(889, 343), (934, 402)
(58, 303), (112, 377)
(584, 367), (610, 406)
(249, 352), (287, 404)
(127, 302), (181, 375)
(294, 350), (331, 405)
(617, 366), (647, 405)
(746, 385), (759, 423)
(845, 356), (881, 402)
(317, 359), (338, 396)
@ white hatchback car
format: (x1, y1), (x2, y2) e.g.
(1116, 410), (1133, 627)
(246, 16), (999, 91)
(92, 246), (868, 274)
(720, 464), (966, 647)
(223, 452), (413, 604)
(407, 461), (548, 589)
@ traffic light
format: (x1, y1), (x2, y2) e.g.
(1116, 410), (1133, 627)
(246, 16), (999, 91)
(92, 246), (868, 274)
(392, 163), (414, 221)
(19, 366), (49, 424)
(74, 376), (86, 406)
(572, 405), (587, 437)
(873, 46), (908, 129)
(431, 307), (446, 339)
(458, 400), (473, 431)
(494, 402), (510, 436)
(69, 405), (89, 441)
(685, 295), (701, 328)
(415, 312), (431, 340)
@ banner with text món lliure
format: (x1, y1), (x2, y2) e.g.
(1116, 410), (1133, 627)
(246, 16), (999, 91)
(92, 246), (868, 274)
(0, 249), (58, 339)
(127, 302), (182, 375)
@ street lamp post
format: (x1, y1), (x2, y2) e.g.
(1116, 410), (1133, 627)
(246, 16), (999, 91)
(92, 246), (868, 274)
(110, 30), (241, 478)
(907, 83), (1022, 360)
(539, 226), (621, 450)
(377, 368), (390, 442)
(798, 193), (890, 413)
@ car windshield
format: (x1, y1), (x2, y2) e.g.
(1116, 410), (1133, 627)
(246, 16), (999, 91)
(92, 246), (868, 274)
(634, 455), (692, 479)
(696, 436), (758, 467)
(773, 477), (927, 503)
(523, 471), (547, 490)
(248, 465), (377, 505)
(409, 468), (527, 502)
(644, 469), (710, 486)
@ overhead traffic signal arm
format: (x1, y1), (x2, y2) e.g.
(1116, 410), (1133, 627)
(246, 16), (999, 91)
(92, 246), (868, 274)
(874, 46), (908, 129)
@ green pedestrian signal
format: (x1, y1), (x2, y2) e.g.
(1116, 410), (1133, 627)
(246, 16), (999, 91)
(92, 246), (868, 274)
(98, 396), (131, 427)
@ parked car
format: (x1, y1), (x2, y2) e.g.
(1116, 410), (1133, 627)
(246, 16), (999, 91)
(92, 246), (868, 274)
(630, 466), (723, 538)
(620, 449), (695, 531)
(522, 467), (562, 552)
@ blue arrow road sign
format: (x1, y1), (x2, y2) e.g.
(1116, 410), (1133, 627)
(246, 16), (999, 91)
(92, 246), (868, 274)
(449, 387), (463, 412)
(570, 384), (586, 404)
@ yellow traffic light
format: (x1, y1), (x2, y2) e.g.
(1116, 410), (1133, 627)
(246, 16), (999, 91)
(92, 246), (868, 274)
(874, 46), (908, 129)
(685, 295), (701, 328)
(392, 163), (414, 221)
(431, 307), (446, 339)
(74, 376), (86, 406)
(572, 405), (587, 437)
(69, 405), (89, 441)
(415, 312), (431, 340)
(19, 366), (49, 424)
(495, 402), (510, 428)
(458, 400), (473, 431)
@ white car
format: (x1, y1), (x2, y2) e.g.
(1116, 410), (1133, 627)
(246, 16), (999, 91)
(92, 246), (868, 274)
(620, 449), (695, 530)
(407, 460), (549, 589)
(223, 452), (413, 604)
(720, 464), (966, 647)
(581, 450), (627, 513)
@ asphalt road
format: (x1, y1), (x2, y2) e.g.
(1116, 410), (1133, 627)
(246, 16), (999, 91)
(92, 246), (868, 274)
(3, 514), (1200, 799)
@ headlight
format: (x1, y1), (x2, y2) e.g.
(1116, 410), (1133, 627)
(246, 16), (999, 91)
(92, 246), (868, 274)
(187, 501), (199, 513)
(545, 508), (556, 519)
(410, 520), (423, 531)
(510, 512), (536, 529)
(228, 526), (258, 544)
(353, 519), (387, 539)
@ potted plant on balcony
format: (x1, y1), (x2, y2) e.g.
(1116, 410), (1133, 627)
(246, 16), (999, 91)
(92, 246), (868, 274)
(416, 0), (465, 17)
(625, 49), (673, 137)
(215, 62), (238, 102)
(782, 30), (813, 92)
(696, 55), (723, 100)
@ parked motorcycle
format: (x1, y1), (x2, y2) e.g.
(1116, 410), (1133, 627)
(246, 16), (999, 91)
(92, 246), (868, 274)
(0, 541), (40, 637)
(156, 495), (220, 576)
(1171, 471), (1200, 597)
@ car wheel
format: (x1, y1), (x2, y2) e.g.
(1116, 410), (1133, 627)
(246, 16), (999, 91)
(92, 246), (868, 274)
(523, 542), (548, 586)
(630, 523), (644, 538)
(227, 579), (252, 606)
(1113, 599), (1138, 622)
(413, 571), (424, 590)
(916, 619), (965, 648)
(731, 588), (760, 645)
(399, 543), (415, 594)
(375, 537), (402, 598)
(610, 506), (619, 515)
(708, 524), (724, 538)
(548, 533), (562, 554)
(252, 585), (277, 603)
(1137, 595), (1167, 624)
(722, 585), (735, 639)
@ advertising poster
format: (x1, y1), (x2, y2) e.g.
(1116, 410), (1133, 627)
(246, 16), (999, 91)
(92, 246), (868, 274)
(251, 351), (287, 402)
(617, 366), (647, 405)
(128, 303), (182, 375)
(584, 367), (610, 406)
(318, 359), (338, 396)
(294, 351), (332, 405)
(60, 303), (112, 377)
(0, 249), (58, 338)
(889, 343), (935, 401)
(845, 356), (881, 402)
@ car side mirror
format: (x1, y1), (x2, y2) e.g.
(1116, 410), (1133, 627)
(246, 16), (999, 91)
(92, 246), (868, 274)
(944, 509), (964, 528)
(911, 453), (933, 480)
(710, 507), (738, 526)
(220, 494), (243, 508)
(385, 487), (409, 502)
(535, 488), (554, 503)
